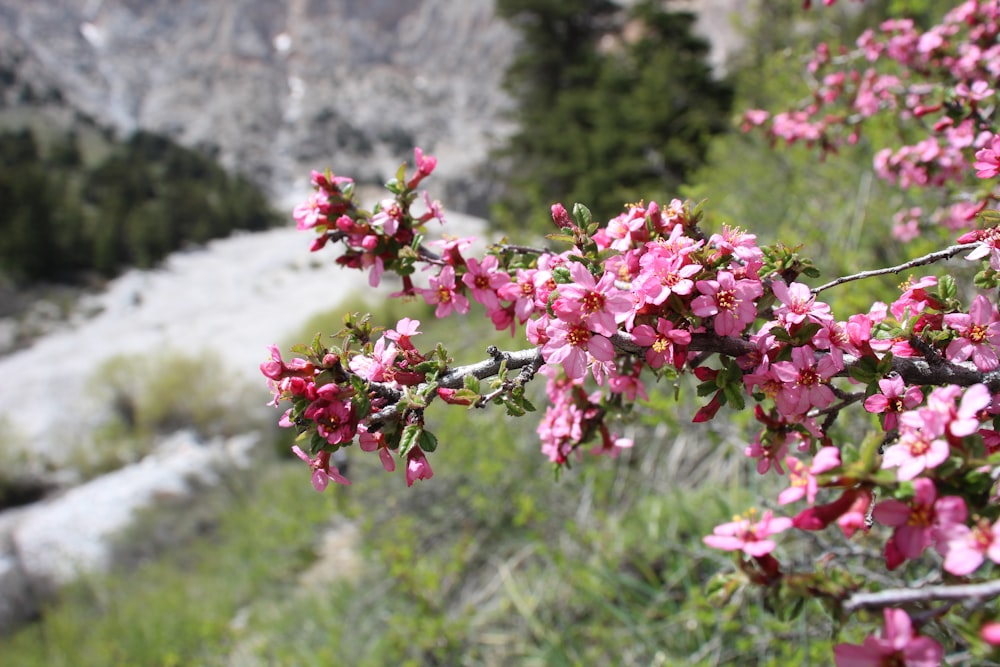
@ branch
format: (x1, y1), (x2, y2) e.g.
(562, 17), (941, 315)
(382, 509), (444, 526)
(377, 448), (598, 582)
(437, 348), (543, 388)
(364, 322), (1000, 429)
(843, 579), (1000, 614)
(811, 243), (977, 295)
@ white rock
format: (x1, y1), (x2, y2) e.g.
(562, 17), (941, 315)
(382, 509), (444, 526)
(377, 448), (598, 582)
(10, 431), (258, 595)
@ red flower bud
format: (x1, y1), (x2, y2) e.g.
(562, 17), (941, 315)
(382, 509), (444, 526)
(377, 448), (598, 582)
(437, 387), (473, 405)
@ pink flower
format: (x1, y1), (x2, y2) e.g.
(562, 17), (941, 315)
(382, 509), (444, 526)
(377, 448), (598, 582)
(944, 295), (1000, 371)
(541, 319), (615, 380)
(863, 375), (923, 431)
(292, 190), (330, 231)
(634, 242), (702, 306)
(405, 446), (434, 486)
(771, 280), (833, 327)
(498, 268), (548, 323)
(349, 336), (398, 383)
(974, 134), (1000, 178)
(420, 265), (470, 318)
(359, 427), (396, 472)
(882, 408), (950, 481)
(631, 318), (691, 369)
(872, 478), (942, 563)
(947, 383), (991, 437)
(833, 608), (943, 667)
(703, 509), (792, 557)
(385, 318), (422, 349)
(692, 271), (763, 337)
(292, 446), (351, 491)
(889, 276), (938, 323)
(981, 622), (1000, 646)
(552, 262), (632, 336)
(744, 433), (788, 476)
(942, 517), (1000, 576)
(708, 224), (763, 263)
(406, 147), (437, 189)
(965, 226), (1000, 271)
(304, 391), (358, 446)
(461, 256), (510, 311)
(778, 446), (841, 505)
(771, 346), (838, 417)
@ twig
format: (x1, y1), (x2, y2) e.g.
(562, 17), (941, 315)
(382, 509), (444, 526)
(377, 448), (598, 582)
(843, 578), (1000, 614)
(811, 243), (977, 294)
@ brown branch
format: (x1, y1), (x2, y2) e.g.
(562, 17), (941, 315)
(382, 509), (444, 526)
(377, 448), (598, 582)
(366, 325), (1000, 428)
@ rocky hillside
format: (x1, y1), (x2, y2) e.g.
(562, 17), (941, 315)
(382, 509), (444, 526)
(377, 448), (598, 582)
(0, 0), (748, 212)
(0, 0), (518, 211)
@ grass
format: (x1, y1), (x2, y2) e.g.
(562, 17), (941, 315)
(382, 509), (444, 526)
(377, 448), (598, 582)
(66, 349), (272, 479)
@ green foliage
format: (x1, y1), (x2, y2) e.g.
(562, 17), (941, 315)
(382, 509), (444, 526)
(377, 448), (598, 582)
(682, 0), (973, 316)
(1, 460), (336, 667)
(76, 350), (270, 477)
(491, 0), (733, 233)
(0, 126), (280, 284)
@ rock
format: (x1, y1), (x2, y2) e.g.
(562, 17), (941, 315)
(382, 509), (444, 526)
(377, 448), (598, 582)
(0, 0), (518, 199)
(0, 554), (36, 631)
(0, 430), (259, 632)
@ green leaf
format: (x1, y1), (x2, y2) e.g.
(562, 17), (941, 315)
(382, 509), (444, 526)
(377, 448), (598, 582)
(571, 203), (592, 228)
(847, 356), (882, 385)
(937, 273), (957, 301)
(399, 424), (421, 458)
(418, 429), (438, 453)
(411, 360), (443, 375)
(696, 380), (717, 398)
(978, 209), (1000, 224)
(722, 382), (746, 411)
(464, 374), (482, 394)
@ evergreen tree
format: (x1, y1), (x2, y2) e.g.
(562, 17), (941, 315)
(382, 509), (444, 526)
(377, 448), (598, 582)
(492, 0), (733, 233)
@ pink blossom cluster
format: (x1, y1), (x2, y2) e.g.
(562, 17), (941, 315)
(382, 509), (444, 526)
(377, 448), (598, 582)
(749, 1), (1000, 234)
(268, 137), (1000, 660)
(263, 318), (437, 488)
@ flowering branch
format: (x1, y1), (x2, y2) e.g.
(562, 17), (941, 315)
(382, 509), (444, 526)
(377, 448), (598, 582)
(262, 4), (1000, 660)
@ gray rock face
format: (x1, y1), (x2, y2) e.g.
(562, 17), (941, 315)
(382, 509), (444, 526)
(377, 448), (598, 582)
(0, 0), (518, 203)
(0, 0), (749, 211)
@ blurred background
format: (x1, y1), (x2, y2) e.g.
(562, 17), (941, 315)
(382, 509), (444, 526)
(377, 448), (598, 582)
(0, 0), (956, 664)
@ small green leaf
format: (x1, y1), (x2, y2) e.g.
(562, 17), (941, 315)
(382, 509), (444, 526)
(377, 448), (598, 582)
(978, 209), (1000, 224)
(571, 203), (592, 228)
(722, 382), (746, 411)
(399, 424), (421, 457)
(937, 274), (958, 301)
(418, 429), (438, 453)
(464, 374), (481, 394)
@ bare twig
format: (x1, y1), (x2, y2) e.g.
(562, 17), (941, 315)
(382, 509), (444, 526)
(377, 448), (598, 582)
(843, 578), (1000, 614)
(811, 243), (977, 294)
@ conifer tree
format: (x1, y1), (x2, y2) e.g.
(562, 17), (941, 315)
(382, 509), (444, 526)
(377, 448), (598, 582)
(492, 0), (733, 232)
